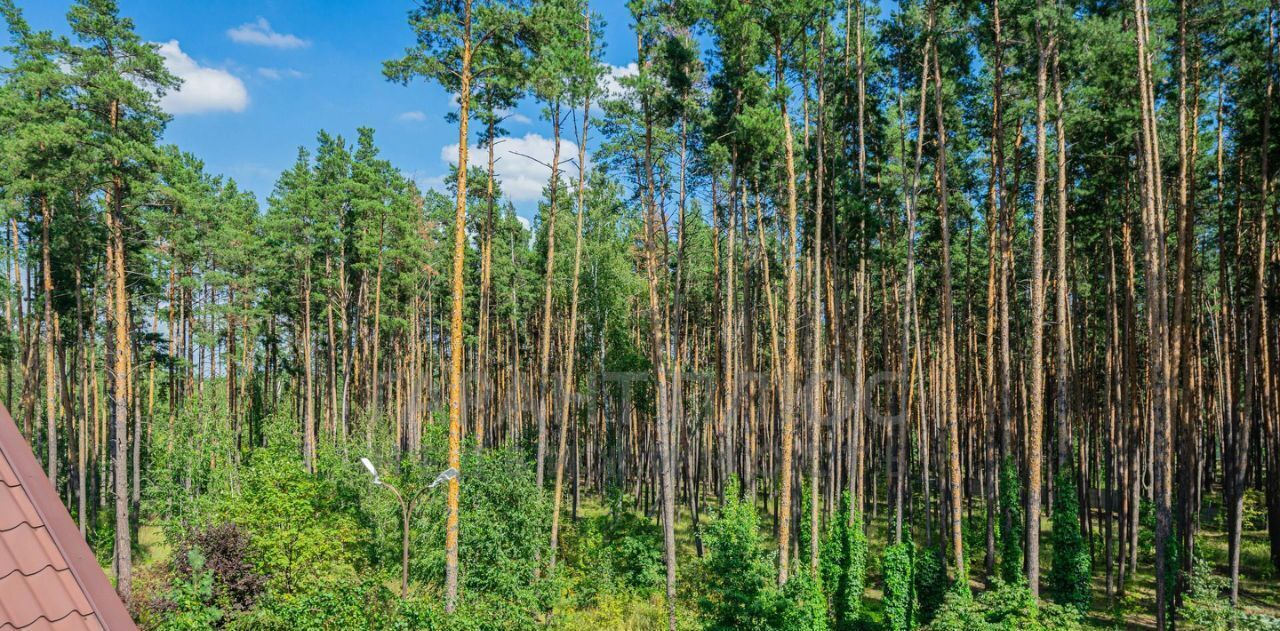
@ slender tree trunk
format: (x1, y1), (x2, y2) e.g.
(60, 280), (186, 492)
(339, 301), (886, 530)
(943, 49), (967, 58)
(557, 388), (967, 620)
(1134, 0), (1174, 621)
(776, 34), (802, 584)
(551, 46), (593, 567)
(932, 39), (965, 581)
(41, 193), (56, 481)
(444, 3), (473, 612)
(1026, 13), (1050, 597)
(537, 100), (564, 490)
(808, 25), (827, 573)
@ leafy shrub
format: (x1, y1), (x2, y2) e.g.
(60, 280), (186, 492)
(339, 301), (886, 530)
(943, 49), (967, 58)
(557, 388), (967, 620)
(215, 447), (361, 596)
(820, 494), (866, 630)
(175, 523), (265, 614)
(1047, 470), (1090, 613)
(1181, 555), (1280, 630)
(226, 577), (405, 630)
(155, 549), (224, 631)
(914, 546), (947, 624)
(926, 578), (1084, 631)
(998, 457), (1023, 584)
(882, 542), (916, 631)
(699, 480), (782, 630)
(779, 566), (828, 631)
(1243, 489), (1269, 531)
(560, 508), (664, 608)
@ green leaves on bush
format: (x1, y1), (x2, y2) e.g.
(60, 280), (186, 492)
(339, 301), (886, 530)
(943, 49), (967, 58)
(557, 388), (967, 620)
(883, 542), (916, 631)
(926, 577), (1084, 631)
(821, 493), (866, 630)
(1048, 470), (1091, 613)
(914, 546), (947, 625)
(700, 481), (780, 630)
(998, 457), (1024, 585)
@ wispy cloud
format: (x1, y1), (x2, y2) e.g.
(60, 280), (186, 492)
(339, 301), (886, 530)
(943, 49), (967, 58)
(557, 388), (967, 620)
(397, 111), (428, 122)
(257, 67), (304, 80)
(438, 132), (584, 203)
(156, 41), (248, 115)
(600, 62), (638, 99)
(227, 18), (309, 49)
(499, 107), (532, 125)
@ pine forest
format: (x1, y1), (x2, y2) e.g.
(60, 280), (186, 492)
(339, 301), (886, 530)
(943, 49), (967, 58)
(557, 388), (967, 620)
(1, 0), (1280, 628)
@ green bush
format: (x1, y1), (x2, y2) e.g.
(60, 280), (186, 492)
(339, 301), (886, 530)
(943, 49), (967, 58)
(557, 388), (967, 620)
(779, 566), (828, 631)
(699, 480), (782, 630)
(914, 546), (947, 624)
(1181, 555), (1280, 630)
(998, 457), (1023, 585)
(926, 578), (1084, 631)
(821, 494), (866, 630)
(225, 577), (447, 630)
(560, 507), (664, 608)
(1047, 470), (1091, 613)
(883, 542), (916, 631)
(155, 549), (224, 631)
(216, 447), (362, 597)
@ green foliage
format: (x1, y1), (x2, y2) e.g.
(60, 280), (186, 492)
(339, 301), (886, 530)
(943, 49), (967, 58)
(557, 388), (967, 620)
(914, 546), (947, 625)
(778, 566), (828, 631)
(560, 508), (665, 608)
(155, 549), (224, 631)
(798, 481), (813, 568)
(226, 577), (432, 631)
(1048, 470), (1091, 613)
(1181, 555), (1280, 630)
(1242, 489), (1270, 531)
(998, 457), (1024, 584)
(926, 578), (1085, 631)
(882, 542), (916, 631)
(450, 449), (557, 627)
(820, 494), (867, 630)
(841, 507), (868, 629)
(699, 481), (782, 630)
(214, 446), (361, 597)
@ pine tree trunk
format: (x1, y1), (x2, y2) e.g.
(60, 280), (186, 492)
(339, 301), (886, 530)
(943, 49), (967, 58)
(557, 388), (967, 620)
(444, 5), (473, 611)
(1026, 14), (1050, 597)
(551, 68), (593, 568)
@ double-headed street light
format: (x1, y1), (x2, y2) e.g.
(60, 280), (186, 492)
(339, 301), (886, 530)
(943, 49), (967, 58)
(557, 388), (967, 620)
(360, 457), (458, 597)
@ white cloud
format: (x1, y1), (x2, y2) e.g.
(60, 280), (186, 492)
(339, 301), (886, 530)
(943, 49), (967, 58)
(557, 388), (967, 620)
(156, 41), (248, 115)
(257, 67), (304, 80)
(600, 62), (638, 99)
(491, 105), (531, 125)
(227, 17), (309, 49)
(438, 132), (584, 203)
(398, 110), (428, 122)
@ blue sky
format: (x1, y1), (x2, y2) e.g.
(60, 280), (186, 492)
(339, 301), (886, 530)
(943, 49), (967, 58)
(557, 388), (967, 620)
(2, 0), (642, 217)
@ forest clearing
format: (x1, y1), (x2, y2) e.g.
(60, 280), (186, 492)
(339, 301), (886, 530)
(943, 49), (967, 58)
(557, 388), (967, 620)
(1, 0), (1280, 629)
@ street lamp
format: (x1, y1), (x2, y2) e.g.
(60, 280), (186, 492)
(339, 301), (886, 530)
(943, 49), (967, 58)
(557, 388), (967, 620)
(360, 458), (459, 597)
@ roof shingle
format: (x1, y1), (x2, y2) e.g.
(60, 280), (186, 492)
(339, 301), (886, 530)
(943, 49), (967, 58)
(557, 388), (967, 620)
(0, 405), (136, 631)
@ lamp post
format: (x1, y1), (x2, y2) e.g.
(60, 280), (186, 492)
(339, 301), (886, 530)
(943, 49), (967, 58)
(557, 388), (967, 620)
(361, 458), (458, 597)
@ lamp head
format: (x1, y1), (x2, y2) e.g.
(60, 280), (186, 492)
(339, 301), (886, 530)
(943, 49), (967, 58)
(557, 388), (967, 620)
(360, 457), (381, 485)
(430, 467), (459, 488)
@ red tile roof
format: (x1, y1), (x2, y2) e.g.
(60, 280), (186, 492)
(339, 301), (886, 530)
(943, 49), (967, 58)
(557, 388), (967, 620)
(0, 404), (136, 631)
